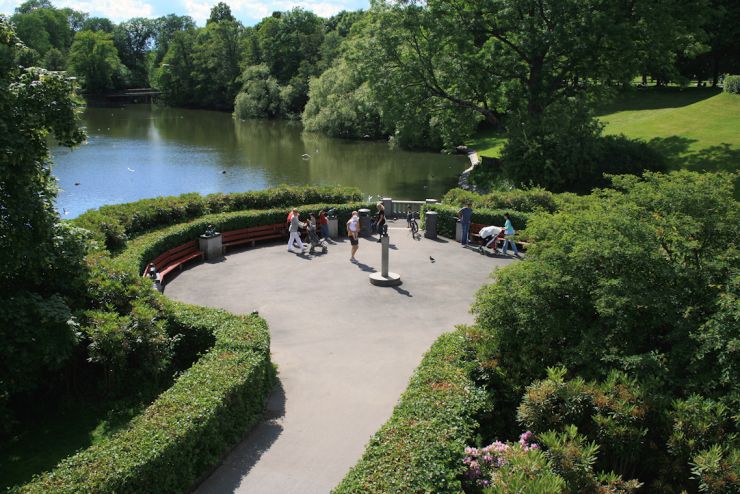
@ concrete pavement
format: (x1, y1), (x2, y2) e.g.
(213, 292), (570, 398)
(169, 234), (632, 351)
(164, 221), (515, 494)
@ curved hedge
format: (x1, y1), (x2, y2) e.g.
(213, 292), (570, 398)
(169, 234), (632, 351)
(333, 328), (485, 494)
(72, 185), (362, 251)
(16, 300), (273, 494)
(421, 203), (530, 240)
(117, 202), (373, 276)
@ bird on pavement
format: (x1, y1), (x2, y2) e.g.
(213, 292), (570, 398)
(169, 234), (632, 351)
(429, 256), (436, 263)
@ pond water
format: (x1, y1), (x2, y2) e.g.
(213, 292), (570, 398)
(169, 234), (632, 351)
(52, 105), (467, 217)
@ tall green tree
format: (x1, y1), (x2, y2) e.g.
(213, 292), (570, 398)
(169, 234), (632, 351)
(67, 30), (123, 92)
(113, 17), (155, 87)
(0, 15), (88, 427)
(154, 30), (197, 106)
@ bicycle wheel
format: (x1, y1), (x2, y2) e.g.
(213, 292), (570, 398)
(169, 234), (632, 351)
(411, 221), (419, 235)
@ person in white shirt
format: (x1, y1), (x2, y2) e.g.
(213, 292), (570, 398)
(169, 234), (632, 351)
(287, 208), (306, 253)
(346, 211), (360, 261)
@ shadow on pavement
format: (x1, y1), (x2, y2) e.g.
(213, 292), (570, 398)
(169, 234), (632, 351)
(194, 379), (286, 494)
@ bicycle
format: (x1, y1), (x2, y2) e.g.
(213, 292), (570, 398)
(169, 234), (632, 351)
(408, 211), (419, 238)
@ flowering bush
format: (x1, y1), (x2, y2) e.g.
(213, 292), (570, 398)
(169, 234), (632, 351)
(464, 428), (641, 494)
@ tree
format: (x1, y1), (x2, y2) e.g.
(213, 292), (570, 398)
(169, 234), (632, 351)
(234, 64), (281, 118)
(191, 8), (243, 110)
(154, 30), (197, 106)
(0, 15), (87, 427)
(81, 16), (114, 33)
(113, 18), (155, 87)
(68, 30), (123, 92)
(151, 14), (195, 66)
(208, 2), (235, 24)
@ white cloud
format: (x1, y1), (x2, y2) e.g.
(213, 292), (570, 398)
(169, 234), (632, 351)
(183, 0), (212, 25)
(1, 0), (155, 22)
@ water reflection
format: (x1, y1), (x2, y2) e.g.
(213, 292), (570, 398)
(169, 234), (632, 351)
(53, 104), (466, 217)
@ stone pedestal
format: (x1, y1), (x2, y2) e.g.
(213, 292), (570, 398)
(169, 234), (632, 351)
(199, 233), (223, 260)
(369, 235), (401, 286)
(424, 211), (438, 239)
(456, 221), (462, 242)
(358, 208), (372, 236)
(327, 217), (339, 238)
(382, 197), (393, 218)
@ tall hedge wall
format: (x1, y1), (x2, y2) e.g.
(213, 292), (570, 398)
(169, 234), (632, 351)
(332, 328), (485, 494)
(16, 301), (273, 494)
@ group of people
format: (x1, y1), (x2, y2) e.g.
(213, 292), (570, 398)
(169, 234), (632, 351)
(286, 208), (330, 253)
(457, 202), (520, 257)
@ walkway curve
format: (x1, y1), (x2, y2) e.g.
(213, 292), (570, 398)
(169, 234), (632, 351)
(165, 221), (514, 493)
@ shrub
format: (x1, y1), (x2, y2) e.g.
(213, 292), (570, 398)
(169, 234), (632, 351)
(332, 329), (486, 494)
(117, 202), (372, 276)
(442, 187), (560, 213)
(723, 75), (740, 94)
(690, 445), (740, 494)
(72, 185), (362, 249)
(667, 395), (736, 463)
(502, 101), (666, 193)
(15, 300), (273, 494)
(517, 368), (648, 477)
(421, 203), (530, 240)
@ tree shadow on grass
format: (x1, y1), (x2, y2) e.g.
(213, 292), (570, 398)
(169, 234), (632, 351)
(647, 136), (740, 173)
(597, 87), (721, 114)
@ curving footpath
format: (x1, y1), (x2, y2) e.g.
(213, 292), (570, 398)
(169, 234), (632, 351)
(165, 221), (514, 493)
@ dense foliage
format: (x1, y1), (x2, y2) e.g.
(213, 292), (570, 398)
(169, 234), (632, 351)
(15, 300), (273, 494)
(724, 75), (740, 94)
(0, 14), (88, 431)
(468, 171), (739, 491)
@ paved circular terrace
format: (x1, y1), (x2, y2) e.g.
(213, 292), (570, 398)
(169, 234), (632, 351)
(165, 220), (515, 494)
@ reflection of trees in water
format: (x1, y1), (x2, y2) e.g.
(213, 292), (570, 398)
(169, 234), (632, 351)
(82, 105), (466, 199)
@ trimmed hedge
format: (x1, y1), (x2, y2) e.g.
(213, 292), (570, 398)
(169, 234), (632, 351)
(72, 185), (362, 251)
(16, 300), (273, 494)
(117, 202), (373, 275)
(442, 187), (562, 213)
(421, 203), (530, 240)
(332, 328), (485, 494)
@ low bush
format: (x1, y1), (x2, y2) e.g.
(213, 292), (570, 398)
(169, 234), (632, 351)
(421, 203), (530, 240)
(332, 329), (485, 494)
(15, 300), (273, 494)
(442, 187), (560, 213)
(73, 185), (362, 251)
(723, 74), (740, 94)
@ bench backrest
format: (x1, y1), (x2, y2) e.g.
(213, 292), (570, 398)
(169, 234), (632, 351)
(151, 240), (199, 267)
(222, 223), (285, 241)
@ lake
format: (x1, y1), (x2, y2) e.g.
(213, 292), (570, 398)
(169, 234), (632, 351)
(52, 105), (467, 217)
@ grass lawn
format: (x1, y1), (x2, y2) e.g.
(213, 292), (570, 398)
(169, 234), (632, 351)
(468, 88), (740, 173)
(0, 396), (155, 490)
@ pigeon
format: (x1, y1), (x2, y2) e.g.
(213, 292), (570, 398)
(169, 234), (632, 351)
(429, 256), (436, 263)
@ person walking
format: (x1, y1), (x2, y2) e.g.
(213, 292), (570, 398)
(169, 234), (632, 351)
(502, 212), (520, 257)
(375, 202), (386, 242)
(287, 208), (306, 253)
(458, 202), (473, 246)
(347, 210), (360, 261)
(319, 209), (329, 239)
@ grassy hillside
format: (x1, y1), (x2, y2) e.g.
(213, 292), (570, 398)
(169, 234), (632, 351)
(469, 88), (740, 173)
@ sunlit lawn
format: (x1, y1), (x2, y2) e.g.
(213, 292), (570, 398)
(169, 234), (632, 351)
(468, 87), (740, 173)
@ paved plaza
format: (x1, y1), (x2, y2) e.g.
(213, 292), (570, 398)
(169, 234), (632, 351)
(165, 221), (515, 494)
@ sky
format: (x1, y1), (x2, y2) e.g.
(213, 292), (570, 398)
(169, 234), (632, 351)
(0, 0), (370, 26)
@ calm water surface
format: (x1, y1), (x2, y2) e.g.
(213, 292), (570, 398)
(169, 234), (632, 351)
(52, 105), (466, 217)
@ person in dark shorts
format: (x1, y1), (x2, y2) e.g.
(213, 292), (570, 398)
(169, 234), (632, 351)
(319, 209), (330, 239)
(375, 202), (386, 242)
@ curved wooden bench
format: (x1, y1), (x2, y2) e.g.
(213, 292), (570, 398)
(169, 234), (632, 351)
(143, 240), (204, 284)
(222, 223), (287, 252)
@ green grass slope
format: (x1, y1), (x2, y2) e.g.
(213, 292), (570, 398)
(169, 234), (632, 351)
(469, 88), (740, 173)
